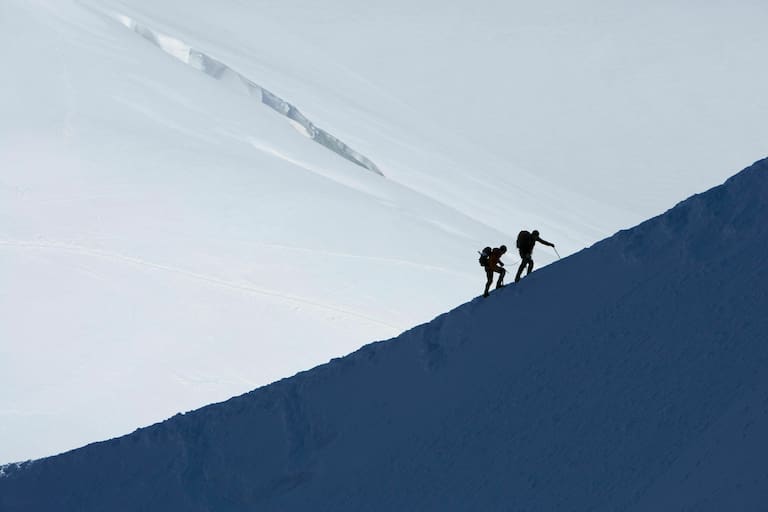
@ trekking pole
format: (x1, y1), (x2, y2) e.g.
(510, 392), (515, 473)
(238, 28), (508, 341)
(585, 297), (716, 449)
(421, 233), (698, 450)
(553, 246), (562, 260)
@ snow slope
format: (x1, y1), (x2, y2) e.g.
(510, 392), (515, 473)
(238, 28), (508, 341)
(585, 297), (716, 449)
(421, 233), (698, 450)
(3, 0), (767, 463)
(91, 0), (768, 217)
(2, 159), (766, 510)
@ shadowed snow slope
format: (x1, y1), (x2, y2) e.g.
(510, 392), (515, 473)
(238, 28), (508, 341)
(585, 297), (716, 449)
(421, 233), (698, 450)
(2, 159), (767, 510)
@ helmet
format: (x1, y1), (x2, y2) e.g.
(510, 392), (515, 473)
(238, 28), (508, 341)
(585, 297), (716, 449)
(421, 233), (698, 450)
(499, 245), (507, 252)
(532, 230), (539, 237)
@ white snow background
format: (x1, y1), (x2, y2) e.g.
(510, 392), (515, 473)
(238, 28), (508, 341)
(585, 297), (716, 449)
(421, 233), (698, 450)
(1, 0), (767, 464)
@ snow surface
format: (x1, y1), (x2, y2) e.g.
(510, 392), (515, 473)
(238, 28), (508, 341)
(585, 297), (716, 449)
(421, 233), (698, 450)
(97, 0), (768, 216)
(2, 0), (767, 463)
(2, 159), (767, 511)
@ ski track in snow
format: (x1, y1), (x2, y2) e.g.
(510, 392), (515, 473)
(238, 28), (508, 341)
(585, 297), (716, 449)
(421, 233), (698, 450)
(230, 239), (477, 278)
(0, 240), (402, 332)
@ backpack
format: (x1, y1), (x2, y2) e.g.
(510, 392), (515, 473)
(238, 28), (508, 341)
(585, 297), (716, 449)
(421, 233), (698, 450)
(478, 246), (492, 267)
(516, 230), (532, 251)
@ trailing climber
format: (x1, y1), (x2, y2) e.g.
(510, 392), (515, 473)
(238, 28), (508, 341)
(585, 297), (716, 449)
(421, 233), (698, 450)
(482, 245), (507, 297)
(515, 230), (555, 283)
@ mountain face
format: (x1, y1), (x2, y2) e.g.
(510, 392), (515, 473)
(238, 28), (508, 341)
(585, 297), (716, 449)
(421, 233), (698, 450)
(2, 159), (766, 511)
(5, 0), (767, 464)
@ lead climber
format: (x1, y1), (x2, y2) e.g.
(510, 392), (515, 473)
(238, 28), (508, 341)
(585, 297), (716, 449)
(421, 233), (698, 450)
(515, 230), (554, 283)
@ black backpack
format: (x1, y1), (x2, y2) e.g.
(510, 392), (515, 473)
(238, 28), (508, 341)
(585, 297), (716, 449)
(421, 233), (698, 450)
(478, 246), (492, 267)
(517, 230), (532, 251)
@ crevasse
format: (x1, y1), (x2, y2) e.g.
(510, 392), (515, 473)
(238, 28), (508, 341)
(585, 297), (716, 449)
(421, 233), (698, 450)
(117, 14), (384, 176)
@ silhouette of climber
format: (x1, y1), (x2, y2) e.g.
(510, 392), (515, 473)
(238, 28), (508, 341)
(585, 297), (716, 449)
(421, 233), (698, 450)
(483, 245), (507, 297)
(515, 230), (554, 282)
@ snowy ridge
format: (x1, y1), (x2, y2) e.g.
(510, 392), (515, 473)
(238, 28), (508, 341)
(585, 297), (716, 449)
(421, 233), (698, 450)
(5, 0), (766, 470)
(2, 159), (767, 511)
(114, 12), (383, 176)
